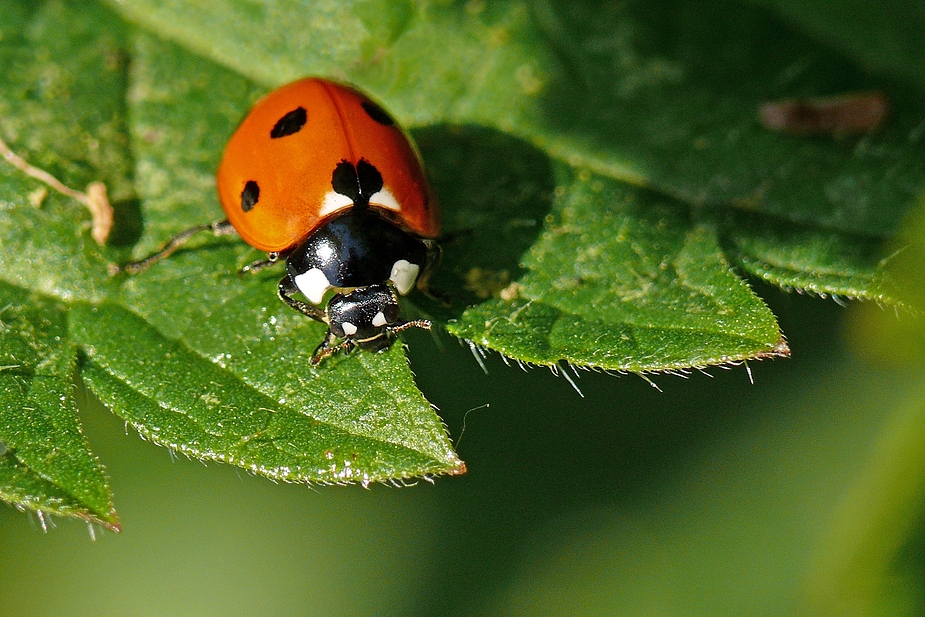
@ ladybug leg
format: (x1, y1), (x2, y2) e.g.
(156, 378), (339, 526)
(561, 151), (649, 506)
(112, 219), (236, 275)
(415, 240), (441, 289)
(310, 333), (354, 366)
(415, 241), (450, 304)
(279, 276), (359, 366)
(389, 319), (432, 334)
(277, 276), (326, 323)
(240, 251), (283, 275)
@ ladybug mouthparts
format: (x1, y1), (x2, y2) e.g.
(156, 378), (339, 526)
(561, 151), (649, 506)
(312, 285), (432, 364)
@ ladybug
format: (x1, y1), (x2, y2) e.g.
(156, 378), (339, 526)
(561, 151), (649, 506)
(121, 78), (440, 364)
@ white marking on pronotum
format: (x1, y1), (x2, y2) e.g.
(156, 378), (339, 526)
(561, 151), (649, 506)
(318, 190), (355, 217)
(389, 259), (420, 295)
(294, 268), (333, 304)
(341, 322), (358, 336)
(369, 186), (401, 211)
(372, 311), (388, 328)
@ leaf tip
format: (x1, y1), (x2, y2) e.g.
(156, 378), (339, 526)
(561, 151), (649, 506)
(448, 459), (468, 476)
(103, 510), (122, 534)
(83, 506), (120, 533)
(764, 337), (791, 359)
(104, 520), (122, 534)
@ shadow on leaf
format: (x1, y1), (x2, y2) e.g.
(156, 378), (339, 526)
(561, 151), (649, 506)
(412, 124), (556, 322)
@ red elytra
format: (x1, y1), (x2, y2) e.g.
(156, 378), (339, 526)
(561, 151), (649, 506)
(216, 77), (439, 253)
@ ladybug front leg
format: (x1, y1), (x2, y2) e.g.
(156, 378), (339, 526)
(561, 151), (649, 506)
(415, 240), (450, 304)
(240, 251), (283, 275)
(310, 332), (355, 366)
(277, 276), (326, 323)
(112, 219), (237, 274)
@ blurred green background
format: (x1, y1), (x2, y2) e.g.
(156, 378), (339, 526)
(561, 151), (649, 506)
(3, 1), (925, 613)
(2, 286), (922, 616)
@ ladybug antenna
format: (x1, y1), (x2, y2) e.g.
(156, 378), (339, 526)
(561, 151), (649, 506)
(330, 159), (383, 210)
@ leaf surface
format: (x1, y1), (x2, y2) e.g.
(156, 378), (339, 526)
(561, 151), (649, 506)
(1, 0), (923, 522)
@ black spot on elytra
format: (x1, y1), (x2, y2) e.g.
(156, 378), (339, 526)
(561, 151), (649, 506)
(270, 107), (307, 138)
(330, 159), (383, 208)
(241, 180), (260, 212)
(361, 100), (395, 127)
(356, 159), (383, 195)
(331, 161), (361, 205)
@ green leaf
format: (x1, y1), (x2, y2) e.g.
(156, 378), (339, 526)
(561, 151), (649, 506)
(0, 0), (128, 302)
(72, 303), (462, 485)
(0, 282), (117, 529)
(103, 30), (463, 482)
(104, 0), (925, 236)
(99, 0), (925, 361)
(747, 0), (925, 89)
(725, 211), (901, 304)
(0, 0), (459, 523)
(0, 0), (126, 527)
(447, 168), (786, 370)
(3, 0), (924, 525)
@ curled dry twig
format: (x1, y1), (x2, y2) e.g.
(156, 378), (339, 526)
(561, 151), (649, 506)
(0, 133), (113, 245)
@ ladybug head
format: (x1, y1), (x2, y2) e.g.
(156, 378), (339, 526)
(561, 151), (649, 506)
(311, 284), (431, 364)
